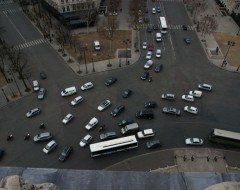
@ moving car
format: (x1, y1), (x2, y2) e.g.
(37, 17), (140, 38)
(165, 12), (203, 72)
(33, 132), (53, 142)
(58, 146), (73, 162)
(181, 95), (194, 102)
(97, 100), (111, 111)
(153, 24), (159, 30)
(156, 6), (161, 13)
(137, 129), (155, 139)
(146, 51), (152, 60)
(43, 140), (57, 154)
(81, 82), (94, 91)
(85, 117), (98, 130)
(71, 96), (83, 106)
(154, 64), (163, 73)
(140, 71), (149, 80)
(148, 44), (154, 51)
(26, 108), (41, 118)
(105, 77), (117, 86)
(184, 106), (198, 114)
(185, 138), (203, 146)
(152, 7), (156, 14)
(118, 119), (134, 127)
(146, 26), (153, 33)
(61, 86), (77, 97)
(155, 49), (161, 58)
(184, 38), (191, 44)
(142, 42), (147, 49)
(189, 90), (202, 98)
(144, 60), (153, 69)
(144, 101), (157, 108)
(122, 89), (132, 98)
(62, 113), (74, 124)
(33, 80), (40, 91)
(198, 83), (212, 91)
(110, 105), (125, 117)
(40, 71), (47, 79)
(79, 134), (93, 147)
(136, 109), (154, 119)
(38, 88), (46, 100)
(146, 140), (161, 149)
(100, 132), (118, 141)
(161, 93), (175, 101)
(162, 107), (181, 116)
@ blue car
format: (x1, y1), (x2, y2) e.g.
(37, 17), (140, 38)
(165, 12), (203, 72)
(156, 6), (161, 13)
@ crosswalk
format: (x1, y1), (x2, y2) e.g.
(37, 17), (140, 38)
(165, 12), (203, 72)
(14, 38), (48, 50)
(0, 0), (14, 5)
(1, 8), (22, 14)
(138, 23), (195, 31)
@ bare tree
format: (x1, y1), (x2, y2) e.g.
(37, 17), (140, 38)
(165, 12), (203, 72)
(0, 40), (8, 83)
(129, 0), (145, 30)
(201, 15), (218, 39)
(187, 0), (207, 24)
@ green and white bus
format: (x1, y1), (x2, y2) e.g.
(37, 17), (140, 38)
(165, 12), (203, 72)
(209, 128), (240, 147)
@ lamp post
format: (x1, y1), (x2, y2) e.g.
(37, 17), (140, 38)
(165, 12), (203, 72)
(119, 55), (121, 67)
(123, 39), (131, 65)
(221, 40), (235, 67)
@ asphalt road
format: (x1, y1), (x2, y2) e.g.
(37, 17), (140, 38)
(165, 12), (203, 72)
(0, 1), (240, 170)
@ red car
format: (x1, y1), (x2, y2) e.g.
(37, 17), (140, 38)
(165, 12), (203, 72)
(148, 44), (154, 51)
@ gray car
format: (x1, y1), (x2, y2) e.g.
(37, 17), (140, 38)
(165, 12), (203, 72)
(33, 132), (53, 142)
(162, 107), (181, 116)
(38, 88), (46, 100)
(26, 108), (41, 118)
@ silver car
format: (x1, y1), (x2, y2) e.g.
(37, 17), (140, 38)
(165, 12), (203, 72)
(38, 88), (46, 100)
(162, 107), (181, 116)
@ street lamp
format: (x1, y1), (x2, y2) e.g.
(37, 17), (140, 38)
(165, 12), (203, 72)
(221, 40), (235, 67)
(123, 39), (131, 65)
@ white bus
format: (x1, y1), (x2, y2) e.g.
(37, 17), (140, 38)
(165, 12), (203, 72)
(160, 17), (167, 34)
(209, 128), (240, 147)
(90, 135), (138, 157)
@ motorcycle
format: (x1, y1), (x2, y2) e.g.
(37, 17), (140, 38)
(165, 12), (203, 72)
(40, 123), (45, 129)
(7, 134), (13, 141)
(24, 134), (30, 140)
(99, 125), (105, 132)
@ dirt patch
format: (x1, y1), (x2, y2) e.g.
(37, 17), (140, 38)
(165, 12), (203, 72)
(65, 30), (132, 64)
(213, 32), (240, 67)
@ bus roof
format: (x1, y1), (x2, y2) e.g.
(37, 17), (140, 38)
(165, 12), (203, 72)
(160, 17), (167, 27)
(213, 128), (240, 140)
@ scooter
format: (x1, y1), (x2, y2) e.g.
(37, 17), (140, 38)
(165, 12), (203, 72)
(24, 134), (30, 140)
(40, 123), (45, 129)
(7, 134), (13, 141)
(99, 125), (105, 132)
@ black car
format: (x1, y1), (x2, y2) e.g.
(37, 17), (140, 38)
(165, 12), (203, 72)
(100, 132), (118, 141)
(59, 146), (73, 162)
(111, 105), (125, 117)
(0, 149), (5, 160)
(146, 140), (161, 149)
(122, 89), (132, 98)
(154, 64), (163, 73)
(153, 24), (159, 30)
(146, 26), (153, 33)
(136, 109), (154, 119)
(118, 119), (134, 127)
(144, 7), (148, 13)
(182, 25), (187, 30)
(105, 77), (117, 86)
(144, 101), (157, 108)
(140, 71), (149, 80)
(184, 38), (191, 44)
(40, 71), (47, 79)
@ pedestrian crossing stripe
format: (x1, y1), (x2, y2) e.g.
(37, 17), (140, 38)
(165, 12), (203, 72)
(0, 0), (14, 5)
(14, 39), (48, 50)
(1, 8), (21, 15)
(138, 23), (195, 30)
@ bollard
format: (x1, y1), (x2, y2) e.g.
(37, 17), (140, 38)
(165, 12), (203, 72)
(183, 155), (186, 162)
(207, 156), (210, 162)
(191, 156), (194, 161)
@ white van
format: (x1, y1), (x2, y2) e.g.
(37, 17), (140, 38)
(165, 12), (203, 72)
(94, 41), (100, 50)
(156, 33), (162, 42)
(61, 86), (77, 97)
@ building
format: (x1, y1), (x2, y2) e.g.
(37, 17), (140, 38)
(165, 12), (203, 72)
(219, 0), (240, 14)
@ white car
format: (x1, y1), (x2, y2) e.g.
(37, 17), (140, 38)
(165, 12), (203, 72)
(185, 138), (203, 146)
(189, 90), (202, 98)
(79, 134), (93, 147)
(85, 117), (99, 130)
(142, 42), (147, 49)
(43, 140), (57, 154)
(181, 95), (194, 102)
(155, 49), (161, 58)
(144, 60), (153, 69)
(62, 113), (74, 124)
(152, 8), (156, 14)
(198, 83), (212, 91)
(184, 106), (198, 114)
(33, 80), (40, 91)
(81, 82), (94, 91)
(146, 51), (152, 60)
(137, 129), (155, 139)
(71, 96), (83, 106)
(97, 100), (111, 111)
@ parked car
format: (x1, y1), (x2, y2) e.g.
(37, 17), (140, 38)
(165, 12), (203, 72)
(144, 101), (157, 108)
(162, 107), (181, 116)
(136, 109), (154, 119)
(110, 105), (125, 117)
(0, 149), (5, 160)
(189, 90), (202, 97)
(146, 140), (161, 149)
(184, 106), (198, 114)
(143, 16), (149, 23)
(97, 100), (111, 111)
(140, 71), (149, 80)
(137, 129), (155, 139)
(33, 80), (40, 91)
(85, 117), (99, 130)
(38, 88), (46, 100)
(142, 42), (147, 49)
(43, 140), (57, 154)
(198, 83), (212, 91)
(182, 25), (187, 30)
(144, 60), (153, 69)
(62, 113), (74, 124)
(81, 82), (94, 91)
(40, 71), (47, 79)
(33, 132), (53, 142)
(154, 64), (163, 73)
(181, 95), (194, 102)
(184, 38), (191, 44)
(118, 119), (134, 127)
(146, 51), (152, 60)
(58, 146), (73, 162)
(155, 49), (161, 58)
(71, 96), (83, 106)
(26, 108), (41, 118)
(185, 138), (203, 146)
(79, 134), (93, 147)
(144, 7), (148, 13)
(122, 89), (132, 98)
(161, 93), (175, 101)
(105, 77), (117, 86)
(100, 132), (118, 141)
